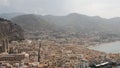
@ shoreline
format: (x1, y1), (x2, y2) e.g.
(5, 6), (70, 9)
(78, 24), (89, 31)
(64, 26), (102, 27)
(87, 40), (120, 48)
(87, 41), (120, 54)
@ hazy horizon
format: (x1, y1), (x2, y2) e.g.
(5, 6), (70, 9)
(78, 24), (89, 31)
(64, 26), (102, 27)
(0, 0), (120, 18)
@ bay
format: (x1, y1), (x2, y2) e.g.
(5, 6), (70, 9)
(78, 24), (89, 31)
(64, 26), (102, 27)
(89, 41), (120, 53)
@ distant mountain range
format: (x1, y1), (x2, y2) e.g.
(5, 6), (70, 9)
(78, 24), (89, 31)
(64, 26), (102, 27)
(1, 13), (120, 36)
(0, 13), (24, 20)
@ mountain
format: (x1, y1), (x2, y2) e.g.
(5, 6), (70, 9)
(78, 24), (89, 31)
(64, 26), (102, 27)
(10, 13), (120, 36)
(43, 13), (108, 33)
(11, 14), (56, 32)
(43, 13), (120, 35)
(0, 18), (24, 41)
(0, 13), (24, 20)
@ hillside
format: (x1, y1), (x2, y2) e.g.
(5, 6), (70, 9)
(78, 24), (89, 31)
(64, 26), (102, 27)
(11, 14), (57, 32)
(10, 13), (120, 36)
(0, 18), (24, 41)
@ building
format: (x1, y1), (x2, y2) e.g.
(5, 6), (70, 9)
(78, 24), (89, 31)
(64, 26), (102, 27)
(0, 39), (9, 53)
(0, 52), (29, 63)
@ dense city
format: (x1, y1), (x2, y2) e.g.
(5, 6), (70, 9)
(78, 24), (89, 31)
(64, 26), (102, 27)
(1, 38), (120, 68)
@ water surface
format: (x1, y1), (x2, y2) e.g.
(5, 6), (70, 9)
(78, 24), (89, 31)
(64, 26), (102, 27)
(89, 41), (120, 53)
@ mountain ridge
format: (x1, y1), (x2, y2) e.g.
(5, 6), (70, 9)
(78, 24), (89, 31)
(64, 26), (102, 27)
(7, 13), (120, 36)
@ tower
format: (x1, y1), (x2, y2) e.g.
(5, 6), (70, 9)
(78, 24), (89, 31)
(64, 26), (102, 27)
(5, 39), (9, 53)
(2, 39), (9, 53)
(38, 42), (41, 63)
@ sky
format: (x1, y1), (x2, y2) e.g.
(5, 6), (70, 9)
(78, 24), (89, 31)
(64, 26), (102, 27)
(0, 0), (120, 18)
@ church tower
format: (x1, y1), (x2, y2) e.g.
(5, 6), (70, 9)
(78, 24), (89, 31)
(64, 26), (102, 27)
(38, 42), (41, 63)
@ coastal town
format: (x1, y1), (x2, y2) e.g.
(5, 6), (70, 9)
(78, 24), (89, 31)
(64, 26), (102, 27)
(1, 34), (120, 68)
(1, 17), (120, 68)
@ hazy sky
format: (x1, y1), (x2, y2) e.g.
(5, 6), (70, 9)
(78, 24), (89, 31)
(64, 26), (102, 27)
(0, 0), (120, 18)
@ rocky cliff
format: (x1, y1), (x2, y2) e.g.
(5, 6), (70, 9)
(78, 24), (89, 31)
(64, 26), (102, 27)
(0, 18), (24, 41)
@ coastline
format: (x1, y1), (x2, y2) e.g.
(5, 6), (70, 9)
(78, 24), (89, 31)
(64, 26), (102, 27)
(87, 40), (120, 48)
(87, 41), (120, 53)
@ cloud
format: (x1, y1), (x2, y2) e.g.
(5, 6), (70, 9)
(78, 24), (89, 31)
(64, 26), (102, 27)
(64, 0), (120, 18)
(0, 0), (9, 6)
(0, 0), (120, 18)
